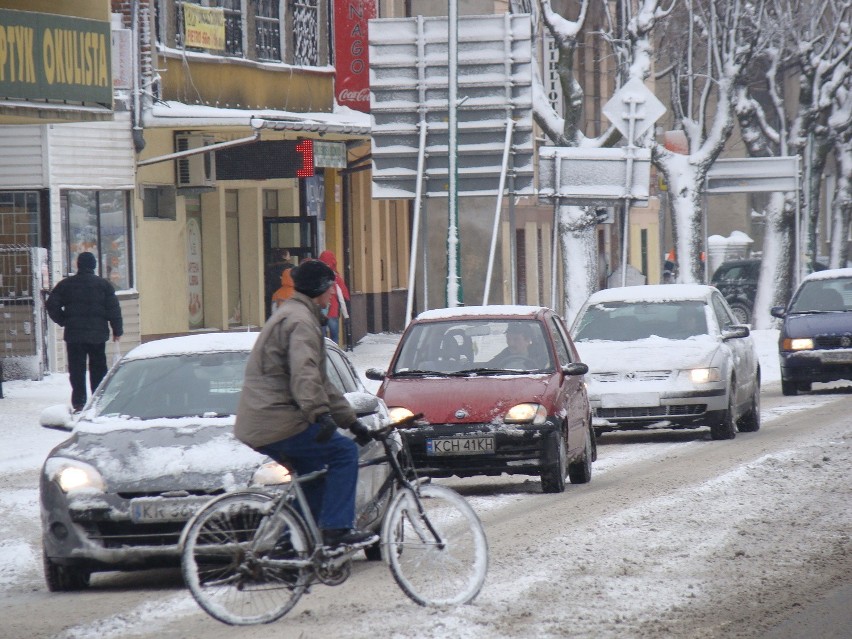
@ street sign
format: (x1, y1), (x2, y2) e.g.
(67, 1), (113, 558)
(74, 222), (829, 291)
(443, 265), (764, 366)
(602, 78), (666, 143)
(705, 157), (800, 193)
(369, 13), (535, 198)
(538, 147), (652, 205)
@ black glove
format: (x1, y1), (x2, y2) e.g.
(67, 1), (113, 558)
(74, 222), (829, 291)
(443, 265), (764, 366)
(315, 413), (339, 443)
(348, 419), (373, 446)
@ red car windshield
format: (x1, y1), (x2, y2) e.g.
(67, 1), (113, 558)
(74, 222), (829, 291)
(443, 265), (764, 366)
(392, 319), (554, 375)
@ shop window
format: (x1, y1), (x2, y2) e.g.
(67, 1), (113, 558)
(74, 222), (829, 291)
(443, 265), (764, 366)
(0, 191), (40, 245)
(61, 191), (133, 291)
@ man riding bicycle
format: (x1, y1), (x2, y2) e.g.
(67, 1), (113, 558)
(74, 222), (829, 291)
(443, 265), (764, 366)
(235, 259), (376, 549)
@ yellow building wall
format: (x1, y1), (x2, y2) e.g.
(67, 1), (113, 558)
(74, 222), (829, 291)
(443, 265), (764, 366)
(158, 56), (335, 113)
(628, 201), (662, 284)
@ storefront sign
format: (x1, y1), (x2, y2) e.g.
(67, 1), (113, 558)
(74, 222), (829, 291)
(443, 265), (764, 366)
(333, 0), (375, 112)
(0, 9), (112, 105)
(314, 141), (346, 168)
(182, 4), (225, 51)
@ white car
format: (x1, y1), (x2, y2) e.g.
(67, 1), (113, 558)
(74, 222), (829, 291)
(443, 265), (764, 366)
(39, 333), (391, 591)
(570, 284), (760, 440)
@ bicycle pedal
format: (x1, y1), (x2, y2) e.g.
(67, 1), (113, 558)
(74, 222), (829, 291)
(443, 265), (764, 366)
(321, 534), (379, 556)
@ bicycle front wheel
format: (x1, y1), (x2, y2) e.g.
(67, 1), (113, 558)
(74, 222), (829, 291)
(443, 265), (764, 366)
(181, 491), (311, 625)
(382, 483), (487, 606)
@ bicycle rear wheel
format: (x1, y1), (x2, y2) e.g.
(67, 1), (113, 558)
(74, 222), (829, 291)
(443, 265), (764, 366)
(382, 484), (487, 606)
(181, 491), (311, 625)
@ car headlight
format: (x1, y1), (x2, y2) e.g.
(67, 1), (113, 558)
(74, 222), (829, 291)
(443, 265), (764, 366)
(782, 338), (814, 351)
(504, 403), (547, 425)
(685, 368), (721, 384)
(251, 461), (291, 486)
(388, 407), (415, 424)
(45, 459), (106, 494)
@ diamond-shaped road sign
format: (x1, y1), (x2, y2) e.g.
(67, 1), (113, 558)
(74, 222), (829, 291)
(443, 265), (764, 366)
(602, 77), (666, 143)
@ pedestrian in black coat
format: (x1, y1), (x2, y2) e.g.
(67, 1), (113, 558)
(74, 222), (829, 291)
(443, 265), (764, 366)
(46, 252), (123, 411)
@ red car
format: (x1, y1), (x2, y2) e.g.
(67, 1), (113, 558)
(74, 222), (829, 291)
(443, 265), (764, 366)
(366, 306), (594, 493)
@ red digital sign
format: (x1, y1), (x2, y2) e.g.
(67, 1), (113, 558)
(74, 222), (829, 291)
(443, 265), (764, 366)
(296, 139), (314, 177)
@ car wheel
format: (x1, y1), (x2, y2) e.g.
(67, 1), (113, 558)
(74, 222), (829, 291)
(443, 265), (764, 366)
(729, 302), (751, 325)
(710, 382), (737, 440)
(43, 552), (90, 592)
(540, 431), (567, 493)
(567, 426), (593, 484)
(781, 380), (798, 396)
(737, 375), (761, 433)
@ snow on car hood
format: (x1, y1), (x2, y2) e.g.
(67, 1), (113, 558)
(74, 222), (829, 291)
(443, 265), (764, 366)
(575, 335), (720, 372)
(50, 419), (264, 493)
(380, 373), (558, 424)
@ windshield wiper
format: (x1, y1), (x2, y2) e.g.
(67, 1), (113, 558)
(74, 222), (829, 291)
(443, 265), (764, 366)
(790, 309), (845, 315)
(392, 369), (450, 377)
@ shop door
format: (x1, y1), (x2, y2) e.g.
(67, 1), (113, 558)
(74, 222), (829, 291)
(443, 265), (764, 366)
(263, 217), (317, 318)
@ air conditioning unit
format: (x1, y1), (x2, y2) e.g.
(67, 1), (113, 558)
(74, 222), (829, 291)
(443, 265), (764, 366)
(175, 133), (216, 188)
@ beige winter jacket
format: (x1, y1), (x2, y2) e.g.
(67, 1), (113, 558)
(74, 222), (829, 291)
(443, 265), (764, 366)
(235, 292), (356, 449)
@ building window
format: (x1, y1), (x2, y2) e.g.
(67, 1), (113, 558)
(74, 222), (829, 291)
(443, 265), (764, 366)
(254, 0), (281, 61)
(61, 191), (133, 291)
(175, 0), (243, 57)
(292, 0), (318, 66)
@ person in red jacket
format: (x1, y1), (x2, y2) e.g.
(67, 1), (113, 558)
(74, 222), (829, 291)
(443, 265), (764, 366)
(318, 250), (350, 345)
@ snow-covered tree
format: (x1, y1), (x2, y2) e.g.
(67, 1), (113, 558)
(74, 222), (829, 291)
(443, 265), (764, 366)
(732, 0), (852, 327)
(827, 76), (852, 269)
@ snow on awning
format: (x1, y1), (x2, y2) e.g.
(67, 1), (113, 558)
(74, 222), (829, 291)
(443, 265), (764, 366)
(143, 101), (371, 138)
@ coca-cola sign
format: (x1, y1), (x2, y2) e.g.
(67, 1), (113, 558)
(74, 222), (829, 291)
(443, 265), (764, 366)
(333, 0), (375, 113)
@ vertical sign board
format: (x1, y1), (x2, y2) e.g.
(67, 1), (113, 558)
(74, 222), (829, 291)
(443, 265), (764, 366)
(0, 8), (112, 105)
(334, 0), (376, 113)
(369, 13), (535, 198)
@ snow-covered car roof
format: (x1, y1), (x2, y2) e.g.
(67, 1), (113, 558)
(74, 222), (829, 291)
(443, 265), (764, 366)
(584, 284), (716, 304)
(415, 305), (548, 321)
(800, 267), (852, 283)
(123, 332), (259, 361)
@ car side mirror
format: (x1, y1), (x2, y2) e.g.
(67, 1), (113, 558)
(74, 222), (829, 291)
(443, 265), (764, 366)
(344, 391), (380, 417)
(562, 362), (589, 376)
(770, 306), (786, 319)
(365, 368), (386, 381)
(39, 404), (74, 432)
(722, 325), (750, 340)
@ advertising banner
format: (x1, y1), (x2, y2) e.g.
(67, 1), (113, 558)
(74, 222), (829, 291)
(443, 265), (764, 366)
(0, 8), (112, 105)
(333, 0), (375, 112)
(183, 3), (225, 51)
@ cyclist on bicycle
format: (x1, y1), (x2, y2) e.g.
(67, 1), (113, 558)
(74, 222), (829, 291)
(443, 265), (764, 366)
(235, 259), (376, 549)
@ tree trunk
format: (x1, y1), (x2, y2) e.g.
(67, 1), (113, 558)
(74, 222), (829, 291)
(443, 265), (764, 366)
(752, 192), (796, 329)
(558, 204), (597, 325)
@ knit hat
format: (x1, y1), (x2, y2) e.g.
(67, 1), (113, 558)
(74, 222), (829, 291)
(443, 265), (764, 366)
(77, 252), (97, 270)
(292, 260), (335, 298)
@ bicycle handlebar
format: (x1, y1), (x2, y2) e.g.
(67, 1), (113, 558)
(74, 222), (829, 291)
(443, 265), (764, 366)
(371, 413), (424, 440)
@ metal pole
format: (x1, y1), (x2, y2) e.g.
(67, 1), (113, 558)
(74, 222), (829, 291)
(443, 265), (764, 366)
(483, 119), (514, 305)
(447, 0), (461, 306)
(405, 122), (429, 326)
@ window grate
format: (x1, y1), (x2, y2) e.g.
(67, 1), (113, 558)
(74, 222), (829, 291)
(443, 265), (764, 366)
(291, 0), (318, 66)
(254, 0), (281, 61)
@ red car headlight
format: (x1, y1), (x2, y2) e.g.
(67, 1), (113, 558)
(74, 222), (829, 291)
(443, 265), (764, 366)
(504, 403), (547, 425)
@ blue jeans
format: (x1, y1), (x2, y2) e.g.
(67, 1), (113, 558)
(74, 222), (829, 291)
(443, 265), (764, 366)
(258, 423), (359, 531)
(325, 317), (340, 344)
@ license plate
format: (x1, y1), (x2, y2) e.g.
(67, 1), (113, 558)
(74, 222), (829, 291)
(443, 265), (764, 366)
(821, 351), (852, 363)
(601, 392), (660, 408)
(426, 436), (495, 456)
(130, 496), (211, 523)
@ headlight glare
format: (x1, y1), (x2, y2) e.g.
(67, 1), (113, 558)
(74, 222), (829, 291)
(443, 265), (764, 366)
(783, 338), (813, 351)
(687, 367), (721, 384)
(251, 461), (291, 486)
(388, 407), (415, 424)
(504, 403), (547, 425)
(52, 462), (105, 493)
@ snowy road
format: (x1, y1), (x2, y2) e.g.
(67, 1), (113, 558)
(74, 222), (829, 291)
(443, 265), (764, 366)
(0, 332), (850, 638)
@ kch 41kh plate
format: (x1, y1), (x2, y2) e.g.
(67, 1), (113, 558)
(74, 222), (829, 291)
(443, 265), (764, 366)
(427, 436), (495, 456)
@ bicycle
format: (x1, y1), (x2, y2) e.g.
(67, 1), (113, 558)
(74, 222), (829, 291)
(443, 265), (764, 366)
(179, 414), (488, 625)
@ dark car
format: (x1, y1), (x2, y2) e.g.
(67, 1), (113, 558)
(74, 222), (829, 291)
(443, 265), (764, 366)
(365, 306), (594, 493)
(770, 268), (852, 396)
(711, 258), (827, 324)
(39, 333), (392, 590)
